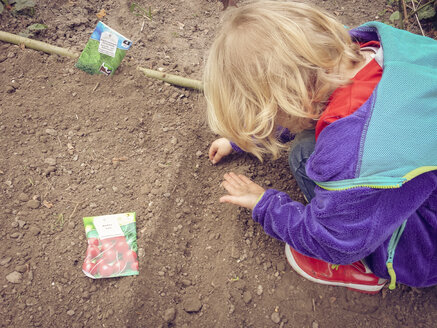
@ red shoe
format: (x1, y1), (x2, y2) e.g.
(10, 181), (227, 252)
(285, 245), (386, 294)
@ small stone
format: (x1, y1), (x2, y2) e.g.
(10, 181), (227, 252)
(0, 257), (12, 266)
(163, 308), (176, 322)
(256, 285), (263, 296)
(18, 193), (29, 202)
(271, 312), (281, 324)
(10, 232), (21, 239)
(44, 158), (57, 166)
(138, 248), (145, 258)
(67, 221), (76, 229)
(45, 128), (57, 136)
(6, 85), (15, 93)
(231, 247), (240, 259)
(276, 262), (286, 272)
(170, 136), (178, 145)
(15, 265), (27, 273)
(25, 297), (37, 306)
(27, 199), (40, 209)
(243, 291), (252, 304)
(182, 296), (202, 313)
(29, 226), (41, 236)
(17, 219), (26, 228)
(181, 279), (191, 287)
(44, 166), (57, 175)
(67, 310), (75, 316)
(195, 150), (203, 158)
(6, 271), (22, 283)
(312, 321), (319, 328)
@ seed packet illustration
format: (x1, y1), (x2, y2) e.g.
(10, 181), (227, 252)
(75, 21), (132, 75)
(82, 212), (139, 279)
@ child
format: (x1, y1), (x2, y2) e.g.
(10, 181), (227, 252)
(204, 0), (437, 294)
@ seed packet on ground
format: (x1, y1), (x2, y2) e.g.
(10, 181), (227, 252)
(75, 21), (132, 76)
(82, 212), (139, 279)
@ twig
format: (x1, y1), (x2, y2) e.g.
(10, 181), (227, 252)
(0, 31), (78, 58)
(141, 20), (145, 32)
(411, 0), (426, 36)
(401, 0), (409, 29)
(92, 82), (100, 92)
(69, 202), (80, 219)
(137, 66), (203, 91)
(398, 0), (405, 30)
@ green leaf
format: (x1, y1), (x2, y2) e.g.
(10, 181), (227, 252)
(418, 4), (436, 20)
(389, 11), (400, 22)
(14, 0), (34, 11)
(27, 23), (47, 30)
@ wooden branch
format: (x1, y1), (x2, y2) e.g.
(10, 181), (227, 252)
(0, 30), (79, 58)
(401, 0), (409, 29)
(398, 0), (405, 30)
(137, 66), (203, 91)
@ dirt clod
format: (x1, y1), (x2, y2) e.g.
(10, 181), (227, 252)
(163, 307), (176, 322)
(271, 311), (281, 324)
(183, 296), (203, 313)
(6, 271), (22, 284)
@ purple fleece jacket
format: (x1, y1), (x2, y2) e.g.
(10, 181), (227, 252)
(252, 30), (437, 287)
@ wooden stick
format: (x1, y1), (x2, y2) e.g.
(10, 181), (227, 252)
(0, 30), (79, 58)
(401, 0), (409, 29)
(137, 66), (203, 91)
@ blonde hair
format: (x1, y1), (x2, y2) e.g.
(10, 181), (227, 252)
(204, 0), (364, 160)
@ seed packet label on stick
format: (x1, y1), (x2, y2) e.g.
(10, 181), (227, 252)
(75, 21), (132, 76)
(82, 212), (139, 279)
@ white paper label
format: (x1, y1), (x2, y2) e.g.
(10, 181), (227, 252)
(98, 31), (118, 57)
(93, 215), (124, 239)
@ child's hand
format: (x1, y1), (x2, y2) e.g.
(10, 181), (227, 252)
(220, 172), (265, 210)
(209, 138), (233, 164)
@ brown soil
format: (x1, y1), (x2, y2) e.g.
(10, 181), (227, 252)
(1, 1), (436, 327)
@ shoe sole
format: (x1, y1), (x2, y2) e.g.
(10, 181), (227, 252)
(285, 244), (385, 294)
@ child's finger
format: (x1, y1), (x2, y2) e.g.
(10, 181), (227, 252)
(219, 195), (240, 206)
(221, 180), (239, 195)
(223, 172), (239, 186)
(208, 145), (217, 161)
(226, 172), (245, 186)
(238, 174), (253, 184)
(212, 152), (224, 164)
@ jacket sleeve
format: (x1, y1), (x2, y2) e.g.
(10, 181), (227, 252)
(252, 174), (435, 264)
